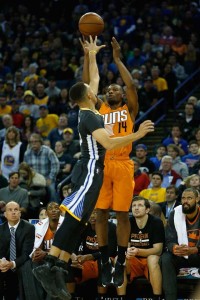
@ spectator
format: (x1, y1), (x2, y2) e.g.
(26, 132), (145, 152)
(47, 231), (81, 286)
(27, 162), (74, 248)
(19, 90), (40, 119)
(140, 171), (166, 203)
(178, 103), (199, 140)
(150, 144), (167, 170)
(63, 127), (80, 159)
(24, 133), (60, 202)
(0, 126), (26, 179)
(159, 185), (180, 219)
(163, 63), (178, 107)
(0, 114), (13, 143)
(177, 174), (200, 203)
(182, 140), (200, 174)
(167, 144), (189, 179)
(151, 66), (168, 99)
(0, 93), (12, 116)
(194, 127), (200, 147)
(44, 76), (61, 98)
(138, 76), (159, 114)
(168, 54), (187, 83)
(126, 196), (165, 300)
(159, 25), (176, 47)
(48, 113), (68, 149)
(0, 172), (28, 216)
(36, 104), (59, 139)
(114, 6), (136, 43)
(0, 201), (35, 300)
(159, 155), (182, 188)
(54, 140), (72, 187)
(160, 188), (200, 300)
(10, 98), (24, 129)
(38, 207), (47, 221)
(135, 144), (156, 175)
(162, 124), (188, 156)
(18, 162), (47, 219)
(131, 157), (150, 196)
(20, 115), (38, 148)
(34, 82), (49, 106)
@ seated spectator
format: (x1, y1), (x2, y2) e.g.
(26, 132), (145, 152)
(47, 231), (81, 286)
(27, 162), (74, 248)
(38, 207), (47, 221)
(159, 185), (180, 219)
(69, 209), (118, 300)
(0, 126), (26, 179)
(24, 133), (60, 202)
(0, 201), (35, 300)
(19, 90), (40, 119)
(178, 102), (199, 140)
(162, 124), (188, 156)
(131, 157), (150, 196)
(160, 188), (200, 300)
(163, 63), (178, 107)
(34, 82), (49, 106)
(18, 162), (47, 219)
(177, 174), (200, 202)
(150, 144), (167, 170)
(63, 128), (81, 160)
(167, 144), (189, 179)
(140, 171), (166, 203)
(0, 171), (28, 217)
(20, 115), (38, 148)
(62, 184), (72, 199)
(0, 93), (12, 116)
(0, 114), (13, 143)
(171, 36), (187, 61)
(187, 96), (200, 120)
(9, 98), (25, 130)
(54, 140), (72, 187)
(36, 105), (59, 139)
(168, 54), (187, 83)
(125, 196), (165, 300)
(135, 144), (156, 175)
(159, 156), (182, 188)
(151, 66), (168, 99)
(48, 113), (68, 149)
(0, 201), (6, 224)
(44, 76), (61, 98)
(182, 140), (200, 174)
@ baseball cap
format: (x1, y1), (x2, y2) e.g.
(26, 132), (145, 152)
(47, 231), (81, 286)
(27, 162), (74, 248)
(63, 128), (74, 134)
(23, 90), (35, 98)
(39, 104), (48, 109)
(135, 144), (147, 151)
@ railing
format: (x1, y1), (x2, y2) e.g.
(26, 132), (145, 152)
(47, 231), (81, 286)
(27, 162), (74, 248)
(135, 97), (166, 126)
(174, 68), (200, 108)
(135, 68), (200, 126)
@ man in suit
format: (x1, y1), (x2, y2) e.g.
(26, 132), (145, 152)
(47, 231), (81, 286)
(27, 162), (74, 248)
(159, 185), (180, 219)
(0, 201), (35, 300)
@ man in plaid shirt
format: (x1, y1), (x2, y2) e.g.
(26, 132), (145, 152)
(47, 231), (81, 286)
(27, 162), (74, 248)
(24, 133), (60, 202)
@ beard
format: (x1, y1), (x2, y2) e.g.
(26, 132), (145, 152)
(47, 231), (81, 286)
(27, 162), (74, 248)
(182, 203), (197, 214)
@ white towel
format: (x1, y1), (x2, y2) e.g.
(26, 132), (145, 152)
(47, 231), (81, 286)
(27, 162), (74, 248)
(30, 215), (64, 257)
(174, 205), (188, 259)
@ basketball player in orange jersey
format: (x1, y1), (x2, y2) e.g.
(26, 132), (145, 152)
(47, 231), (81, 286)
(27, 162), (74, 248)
(81, 36), (139, 289)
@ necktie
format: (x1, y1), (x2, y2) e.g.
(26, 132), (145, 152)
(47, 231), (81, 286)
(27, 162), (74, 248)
(10, 227), (16, 261)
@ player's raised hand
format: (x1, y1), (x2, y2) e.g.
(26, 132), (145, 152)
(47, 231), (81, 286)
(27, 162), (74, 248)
(84, 35), (106, 54)
(79, 36), (89, 55)
(111, 37), (122, 61)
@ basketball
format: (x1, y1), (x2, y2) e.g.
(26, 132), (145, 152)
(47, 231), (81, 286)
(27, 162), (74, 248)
(78, 12), (104, 36)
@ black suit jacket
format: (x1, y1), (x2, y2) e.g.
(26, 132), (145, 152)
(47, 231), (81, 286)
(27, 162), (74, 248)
(159, 201), (180, 219)
(0, 219), (35, 269)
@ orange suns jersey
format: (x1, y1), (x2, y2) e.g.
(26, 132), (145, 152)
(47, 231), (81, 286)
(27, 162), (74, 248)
(99, 102), (134, 159)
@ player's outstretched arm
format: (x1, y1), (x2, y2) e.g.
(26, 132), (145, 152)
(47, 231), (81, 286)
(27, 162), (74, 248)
(79, 36), (90, 84)
(92, 120), (154, 150)
(111, 37), (139, 118)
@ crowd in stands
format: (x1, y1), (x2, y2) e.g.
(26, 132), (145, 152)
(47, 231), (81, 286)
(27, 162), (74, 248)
(0, 0), (200, 299)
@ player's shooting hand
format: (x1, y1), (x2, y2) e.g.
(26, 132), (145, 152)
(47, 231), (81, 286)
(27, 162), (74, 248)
(137, 120), (154, 138)
(111, 37), (121, 61)
(79, 36), (89, 55)
(84, 36), (106, 54)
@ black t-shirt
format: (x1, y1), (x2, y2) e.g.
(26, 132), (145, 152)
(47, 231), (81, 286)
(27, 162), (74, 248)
(129, 214), (165, 250)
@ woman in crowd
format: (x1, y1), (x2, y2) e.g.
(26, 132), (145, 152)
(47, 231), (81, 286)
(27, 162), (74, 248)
(0, 126), (26, 179)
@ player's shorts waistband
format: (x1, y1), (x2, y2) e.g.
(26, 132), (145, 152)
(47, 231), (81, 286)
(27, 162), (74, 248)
(105, 155), (130, 161)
